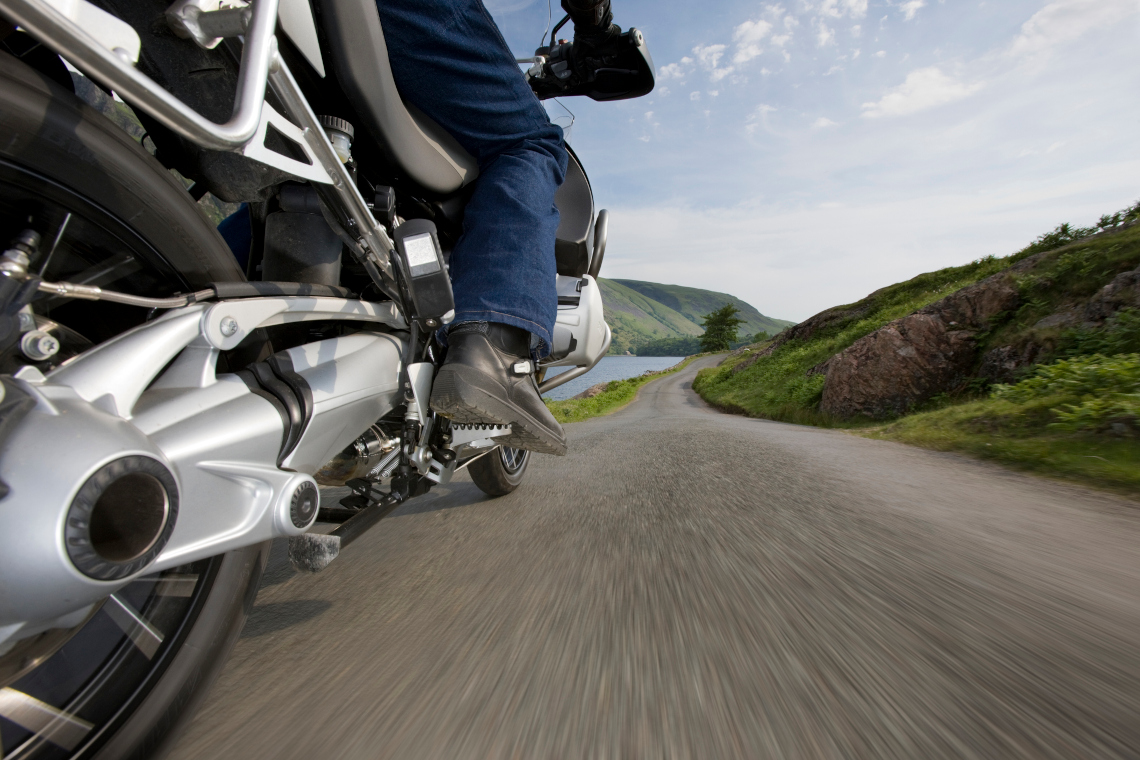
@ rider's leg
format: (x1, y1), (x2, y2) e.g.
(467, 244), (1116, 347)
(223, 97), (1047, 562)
(374, 0), (570, 455)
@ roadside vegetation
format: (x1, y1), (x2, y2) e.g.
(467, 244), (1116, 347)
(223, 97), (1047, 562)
(693, 202), (1140, 494)
(693, 253), (1011, 424)
(870, 352), (1140, 492)
(545, 356), (702, 423)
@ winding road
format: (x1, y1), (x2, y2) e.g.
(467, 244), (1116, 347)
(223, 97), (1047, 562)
(168, 355), (1140, 759)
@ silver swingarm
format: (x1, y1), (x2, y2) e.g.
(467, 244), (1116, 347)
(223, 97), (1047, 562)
(0, 296), (408, 651)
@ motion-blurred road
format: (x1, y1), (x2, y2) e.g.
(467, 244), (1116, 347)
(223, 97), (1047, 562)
(168, 355), (1140, 759)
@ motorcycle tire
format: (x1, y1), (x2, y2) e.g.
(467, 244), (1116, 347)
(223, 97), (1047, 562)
(0, 51), (267, 760)
(468, 446), (531, 497)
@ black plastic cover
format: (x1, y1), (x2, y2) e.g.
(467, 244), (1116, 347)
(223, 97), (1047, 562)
(392, 218), (454, 323)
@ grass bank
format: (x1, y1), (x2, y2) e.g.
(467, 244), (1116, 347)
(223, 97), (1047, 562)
(866, 354), (1140, 494)
(545, 355), (703, 424)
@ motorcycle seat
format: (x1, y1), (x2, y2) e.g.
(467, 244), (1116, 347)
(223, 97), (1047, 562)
(318, 0), (479, 195)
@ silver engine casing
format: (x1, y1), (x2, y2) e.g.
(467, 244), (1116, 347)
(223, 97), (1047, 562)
(0, 297), (406, 649)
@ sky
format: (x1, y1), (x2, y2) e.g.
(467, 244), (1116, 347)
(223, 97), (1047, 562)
(485, 0), (1140, 322)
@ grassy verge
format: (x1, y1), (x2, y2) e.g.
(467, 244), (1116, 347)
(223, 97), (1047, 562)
(867, 353), (1140, 494)
(865, 410), (1140, 493)
(545, 355), (704, 424)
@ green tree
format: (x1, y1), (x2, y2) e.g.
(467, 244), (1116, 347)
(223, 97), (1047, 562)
(699, 303), (746, 352)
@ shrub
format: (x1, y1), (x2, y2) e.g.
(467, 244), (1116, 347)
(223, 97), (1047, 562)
(992, 353), (1140, 403)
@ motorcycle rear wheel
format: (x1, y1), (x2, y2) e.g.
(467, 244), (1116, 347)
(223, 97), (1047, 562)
(467, 446), (531, 496)
(0, 52), (267, 760)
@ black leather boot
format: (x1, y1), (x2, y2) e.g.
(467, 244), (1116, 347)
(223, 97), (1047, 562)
(430, 322), (567, 456)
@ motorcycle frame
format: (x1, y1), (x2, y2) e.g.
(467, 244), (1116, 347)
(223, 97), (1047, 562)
(0, 0), (399, 292)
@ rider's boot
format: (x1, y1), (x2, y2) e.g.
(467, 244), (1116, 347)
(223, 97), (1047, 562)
(430, 321), (568, 456)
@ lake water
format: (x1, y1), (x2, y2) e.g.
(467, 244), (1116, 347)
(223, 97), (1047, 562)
(542, 356), (687, 400)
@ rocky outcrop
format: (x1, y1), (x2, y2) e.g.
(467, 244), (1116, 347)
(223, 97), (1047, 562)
(977, 343), (1043, 385)
(819, 273), (1020, 419)
(1085, 263), (1140, 322)
(572, 382), (609, 400)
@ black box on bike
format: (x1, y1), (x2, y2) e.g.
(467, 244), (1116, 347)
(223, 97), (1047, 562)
(392, 219), (454, 326)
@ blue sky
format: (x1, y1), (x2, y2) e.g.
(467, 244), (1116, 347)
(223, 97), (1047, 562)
(486, 0), (1140, 322)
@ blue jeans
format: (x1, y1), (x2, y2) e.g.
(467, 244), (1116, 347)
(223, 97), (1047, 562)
(376, 0), (568, 353)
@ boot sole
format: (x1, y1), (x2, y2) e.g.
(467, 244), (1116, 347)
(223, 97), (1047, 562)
(430, 365), (567, 456)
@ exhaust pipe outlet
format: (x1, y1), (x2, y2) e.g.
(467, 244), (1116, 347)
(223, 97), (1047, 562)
(65, 456), (179, 581)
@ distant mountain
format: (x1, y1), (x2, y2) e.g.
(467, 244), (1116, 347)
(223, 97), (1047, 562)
(597, 278), (794, 355)
(611, 280), (795, 338)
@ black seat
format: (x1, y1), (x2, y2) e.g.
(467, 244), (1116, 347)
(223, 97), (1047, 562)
(316, 0), (596, 276)
(318, 0), (479, 195)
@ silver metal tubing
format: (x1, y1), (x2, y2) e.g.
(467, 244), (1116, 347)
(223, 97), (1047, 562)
(538, 322), (612, 394)
(0, 0), (279, 150)
(37, 281), (215, 308)
(267, 59), (398, 285)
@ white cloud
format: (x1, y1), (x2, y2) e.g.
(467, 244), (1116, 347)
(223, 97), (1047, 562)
(851, 24), (861, 37)
(817, 0), (868, 19)
(874, 49), (886, 57)
(690, 91), (701, 101)
(861, 67), (983, 118)
(1009, 0), (1138, 59)
(658, 86), (671, 96)
(732, 18), (773, 64)
(693, 44), (726, 69)
(898, 0), (925, 21)
(745, 103), (777, 134)
(692, 44), (736, 81)
(813, 117), (838, 128)
(709, 90), (720, 97)
(817, 22), (835, 47)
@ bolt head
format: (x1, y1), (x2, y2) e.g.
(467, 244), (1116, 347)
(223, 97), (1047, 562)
(21, 330), (60, 361)
(219, 316), (239, 337)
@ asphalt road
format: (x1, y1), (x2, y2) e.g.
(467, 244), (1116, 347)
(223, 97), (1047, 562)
(167, 355), (1140, 759)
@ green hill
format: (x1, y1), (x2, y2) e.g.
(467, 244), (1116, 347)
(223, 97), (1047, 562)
(597, 278), (793, 355)
(692, 200), (1140, 494)
(610, 280), (794, 339)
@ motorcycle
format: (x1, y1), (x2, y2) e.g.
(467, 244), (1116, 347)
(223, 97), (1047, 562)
(0, 0), (653, 754)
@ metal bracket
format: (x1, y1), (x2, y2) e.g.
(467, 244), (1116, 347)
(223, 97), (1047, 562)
(404, 363), (433, 424)
(240, 101), (333, 184)
(165, 0), (249, 50)
(425, 454), (456, 485)
(41, 0), (140, 63)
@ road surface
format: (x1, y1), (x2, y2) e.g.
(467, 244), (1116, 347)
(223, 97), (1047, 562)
(168, 355), (1140, 759)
